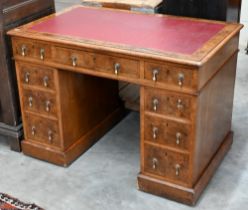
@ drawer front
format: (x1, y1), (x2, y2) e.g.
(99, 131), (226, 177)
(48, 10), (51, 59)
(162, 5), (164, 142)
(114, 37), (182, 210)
(95, 54), (139, 78)
(144, 144), (189, 183)
(144, 88), (193, 119)
(19, 64), (55, 90)
(24, 114), (60, 148)
(53, 47), (95, 69)
(14, 38), (52, 61)
(52, 46), (140, 78)
(144, 62), (197, 89)
(144, 115), (191, 150)
(23, 89), (57, 117)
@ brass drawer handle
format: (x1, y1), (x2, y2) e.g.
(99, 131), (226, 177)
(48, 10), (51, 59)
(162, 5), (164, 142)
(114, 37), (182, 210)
(175, 164), (181, 176)
(45, 100), (51, 112)
(176, 132), (182, 145)
(178, 73), (184, 87)
(40, 48), (45, 60)
(152, 69), (159, 82)
(21, 45), (26, 56)
(43, 76), (49, 87)
(31, 126), (36, 136)
(152, 126), (158, 139)
(152, 158), (158, 169)
(114, 63), (120, 75)
(177, 99), (184, 110)
(48, 130), (53, 143)
(152, 98), (159, 111)
(24, 72), (30, 83)
(71, 56), (77, 67)
(28, 96), (33, 107)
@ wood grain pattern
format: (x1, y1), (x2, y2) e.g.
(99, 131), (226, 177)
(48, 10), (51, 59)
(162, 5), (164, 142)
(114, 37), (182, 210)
(144, 115), (191, 151)
(8, 5), (242, 205)
(192, 52), (238, 183)
(144, 143), (190, 185)
(144, 87), (194, 120)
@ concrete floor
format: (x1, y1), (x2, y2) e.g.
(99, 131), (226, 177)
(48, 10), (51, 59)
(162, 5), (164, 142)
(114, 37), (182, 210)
(0, 1), (248, 210)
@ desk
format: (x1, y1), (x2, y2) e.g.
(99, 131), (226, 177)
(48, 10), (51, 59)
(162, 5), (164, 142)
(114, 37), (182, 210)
(8, 6), (242, 205)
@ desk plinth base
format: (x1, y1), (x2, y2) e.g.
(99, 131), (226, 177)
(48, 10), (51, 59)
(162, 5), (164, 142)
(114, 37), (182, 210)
(138, 131), (233, 205)
(21, 107), (124, 167)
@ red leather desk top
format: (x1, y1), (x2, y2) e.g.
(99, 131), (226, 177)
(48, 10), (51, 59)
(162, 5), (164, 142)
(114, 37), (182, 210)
(30, 7), (225, 55)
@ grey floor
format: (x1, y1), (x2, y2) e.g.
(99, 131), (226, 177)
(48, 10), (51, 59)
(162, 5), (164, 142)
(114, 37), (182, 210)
(1, 1), (248, 210)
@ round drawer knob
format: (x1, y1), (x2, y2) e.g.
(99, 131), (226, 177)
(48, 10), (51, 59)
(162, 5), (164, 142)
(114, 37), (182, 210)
(24, 72), (30, 83)
(152, 126), (158, 139)
(40, 48), (45, 60)
(114, 63), (120, 75)
(43, 76), (49, 87)
(152, 69), (159, 82)
(175, 164), (181, 176)
(21, 45), (27, 57)
(178, 73), (184, 87)
(152, 98), (159, 112)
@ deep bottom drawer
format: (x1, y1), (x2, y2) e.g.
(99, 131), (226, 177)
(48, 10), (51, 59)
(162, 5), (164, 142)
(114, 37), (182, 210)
(144, 144), (189, 183)
(24, 114), (61, 148)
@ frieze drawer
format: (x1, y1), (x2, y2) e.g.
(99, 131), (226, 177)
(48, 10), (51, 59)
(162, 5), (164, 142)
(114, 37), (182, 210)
(13, 38), (52, 61)
(144, 62), (197, 90)
(52, 46), (95, 69)
(94, 54), (140, 78)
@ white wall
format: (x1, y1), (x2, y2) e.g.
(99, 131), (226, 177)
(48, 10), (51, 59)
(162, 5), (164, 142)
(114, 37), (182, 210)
(240, 0), (248, 49)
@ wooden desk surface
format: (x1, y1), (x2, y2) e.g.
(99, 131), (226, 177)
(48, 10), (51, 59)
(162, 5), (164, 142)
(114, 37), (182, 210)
(8, 6), (242, 65)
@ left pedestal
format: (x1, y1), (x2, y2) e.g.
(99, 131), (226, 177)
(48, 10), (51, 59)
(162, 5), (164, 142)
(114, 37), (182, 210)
(15, 62), (124, 166)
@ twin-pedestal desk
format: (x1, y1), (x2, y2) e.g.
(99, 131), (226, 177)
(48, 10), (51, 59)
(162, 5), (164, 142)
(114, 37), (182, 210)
(8, 6), (242, 205)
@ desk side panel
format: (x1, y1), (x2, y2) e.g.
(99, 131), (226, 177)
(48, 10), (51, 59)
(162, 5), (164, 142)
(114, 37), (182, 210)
(193, 51), (238, 183)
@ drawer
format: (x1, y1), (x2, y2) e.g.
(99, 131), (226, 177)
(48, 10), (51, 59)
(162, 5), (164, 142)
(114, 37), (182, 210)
(52, 46), (140, 78)
(144, 144), (189, 183)
(22, 89), (57, 117)
(13, 38), (51, 61)
(24, 114), (60, 148)
(144, 62), (197, 89)
(95, 54), (139, 78)
(52, 46), (95, 69)
(144, 88), (193, 119)
(19, 64), (55, 90)
(144, 115), (191, 150)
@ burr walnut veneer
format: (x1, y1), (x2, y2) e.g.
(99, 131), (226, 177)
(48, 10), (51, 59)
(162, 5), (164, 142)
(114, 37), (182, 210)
(8, 6), (242, 205)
